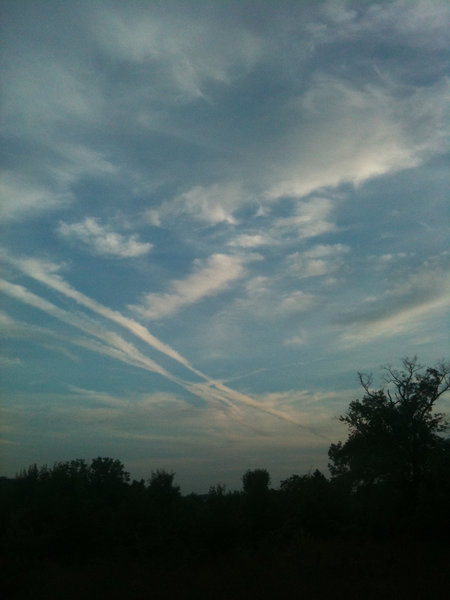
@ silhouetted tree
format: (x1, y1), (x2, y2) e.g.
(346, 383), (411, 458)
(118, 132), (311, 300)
(328, 357), (449, 535)
(89, 457), (130, 488)
(242, 469), (271, 496)
(147, 469), (180, 502)
(280, 470), (336, 538)
(242, 469), (272, 543)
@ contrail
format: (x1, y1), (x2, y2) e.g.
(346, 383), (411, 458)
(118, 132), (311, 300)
(6, 256), (316, 429)
(0, 279), (176, 380)
(14, 257), (201, 375)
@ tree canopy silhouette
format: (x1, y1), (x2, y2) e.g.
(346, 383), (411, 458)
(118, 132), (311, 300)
(328, 357), (450, 496)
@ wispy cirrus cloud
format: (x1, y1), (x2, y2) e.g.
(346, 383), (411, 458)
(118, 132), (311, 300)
(272, 197), (337, 240)
(279, 291), (317, 314)
(227, 233), (275, 249)
(283, 334), (307, 347)
(0, 280), (174, 380)
(3, 255), (305, 427)
(147, 183), (249, 227)
(336, 263), (450, 347)
(0, 144), (117, 223)
(266, 75), (449, 200)
(0, 173), (69, 223)
(91, 5), (262, 101)
(10, 256), (195, 371)
(130, 253), (251, 320)
(286, 243), (350, 279)
(57, 217), (152, 259)
(231, 275), (317, 319)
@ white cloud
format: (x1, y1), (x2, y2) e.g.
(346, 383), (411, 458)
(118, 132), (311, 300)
(283, 334), (307, 347)
(339, 296), (449, 348)
(227, 233), (275, 248)
(91, 7), (262, 101)
(57, 217), (152, 258)
(336, 267), (450, 347)
(148, 183), (249, 226)
(273, 198), (337, 240)
(10, 256), (196, 372)
(0, 279), (174, 379)
(267, 75), (449, 200)
(49, 144), (116, 188)
(287, 243), (350, 279)
(231, 275), (316, 319)
(279, 291), (316, 314)
(2, 262), (313, 429)
(0, 172), (69, 222)
(363, 0), (450, 50)
(0, 143), (116, 222)
(130, 253), (248, 319)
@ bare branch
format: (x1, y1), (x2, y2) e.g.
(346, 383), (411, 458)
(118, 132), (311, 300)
(358, 372), (375, 397)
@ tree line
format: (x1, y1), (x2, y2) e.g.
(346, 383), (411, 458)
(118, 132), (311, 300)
(1, 358), (449, 565)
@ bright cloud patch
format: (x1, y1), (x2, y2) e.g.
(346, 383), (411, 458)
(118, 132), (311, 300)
(267, 75), (449, 200)
(130, 253), (249, 319)
(57, 218), (152, 258)
(273, 198), (337, 240)
(148, 184), (248, 226)
(227, 233), (274, 248)
(336, 265), (450, 347)
(287, 244), (350, 279)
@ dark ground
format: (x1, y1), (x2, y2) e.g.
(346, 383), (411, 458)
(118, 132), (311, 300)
(4, 539), (449, 600)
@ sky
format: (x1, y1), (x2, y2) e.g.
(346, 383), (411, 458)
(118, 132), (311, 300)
(1, 0), (449, 493)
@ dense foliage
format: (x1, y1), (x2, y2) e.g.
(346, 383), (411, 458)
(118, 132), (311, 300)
(328, 358), (450, 536)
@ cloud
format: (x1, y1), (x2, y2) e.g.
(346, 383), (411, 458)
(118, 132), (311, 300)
(361, 0), (450, 50)
(0, 143), (116, 222)
(273, 198), (337, 240)
(48, 143), (117, 188)
(267, 75), (449, 200)
(4, 255), (305, 426)
(0, 279), (174, 380)
(147, 183), (249, 226)
(336, 265), (450, 347)
(1, 286), (292, 426)
(3, 383), (346, 489)
(130, 253), (249, 319)
(91, 5), (262, 101)
(1, 52), (102, 139)
(2, 1), (449, 487)
(0, 173), (69, 222)
(57, 217), (152, 258)
(279, 291), (317, 314)
(10, 256), (196, 372)
(230, 275), (316, 319)
(283, 334), (307, 347)
(286, 243), (350, 279)
(227, 233), (275, 248)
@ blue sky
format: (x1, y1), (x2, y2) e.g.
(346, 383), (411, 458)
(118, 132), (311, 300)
(1, 0), (449, 492)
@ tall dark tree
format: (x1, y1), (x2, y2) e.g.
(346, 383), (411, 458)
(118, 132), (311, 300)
(242, 469), (271, 496)
(328, 358), (449, 499)
(89, 457), (130, 487)
(147, 469), (180, 501)
(241, 469), (272, 542)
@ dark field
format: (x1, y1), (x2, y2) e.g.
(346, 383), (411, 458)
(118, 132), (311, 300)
(5, 539), (449, 600)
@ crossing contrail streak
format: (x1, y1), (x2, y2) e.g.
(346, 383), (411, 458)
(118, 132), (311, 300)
(5, 256), (313, 429)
